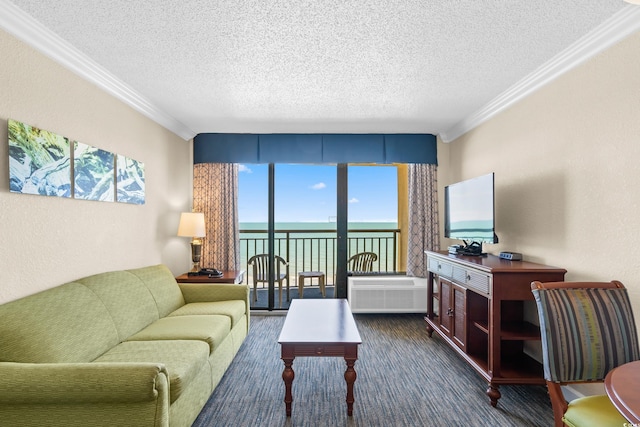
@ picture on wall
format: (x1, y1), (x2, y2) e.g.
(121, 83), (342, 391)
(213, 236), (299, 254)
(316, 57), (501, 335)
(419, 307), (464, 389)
(8, 119), (146, 205)
(116, 155), (145, 205)
(8, 119), (71, 197)
(74, 141), (115, 202)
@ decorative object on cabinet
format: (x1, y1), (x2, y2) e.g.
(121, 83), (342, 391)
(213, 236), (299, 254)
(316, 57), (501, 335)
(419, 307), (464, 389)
(177, 212), (207, 272)
(424, 250), (566, 408)
(532, 280), (639, 427)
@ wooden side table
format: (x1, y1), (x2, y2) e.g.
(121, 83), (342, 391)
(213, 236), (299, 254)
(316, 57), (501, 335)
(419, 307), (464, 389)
(175, 270), (244, 284)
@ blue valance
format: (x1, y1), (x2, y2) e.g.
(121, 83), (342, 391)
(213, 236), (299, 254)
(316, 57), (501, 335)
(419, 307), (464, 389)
(193, 133), (437, 165)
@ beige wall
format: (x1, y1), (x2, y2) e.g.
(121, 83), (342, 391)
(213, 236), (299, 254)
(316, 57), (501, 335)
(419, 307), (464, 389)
(441, 30), (640, 302)
(0, 30), (193, 303)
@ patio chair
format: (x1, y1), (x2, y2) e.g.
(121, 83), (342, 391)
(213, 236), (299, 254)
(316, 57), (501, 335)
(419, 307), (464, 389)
(531, 280), (640, 427)
(347, 252), (378, 272)
(248, 254), (290, 307)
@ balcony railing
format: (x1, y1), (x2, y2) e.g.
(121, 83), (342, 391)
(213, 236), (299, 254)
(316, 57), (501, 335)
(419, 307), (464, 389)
(240, 227), (400, 287)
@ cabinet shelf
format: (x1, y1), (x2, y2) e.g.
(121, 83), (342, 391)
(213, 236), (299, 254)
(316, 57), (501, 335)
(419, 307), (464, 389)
(472, 320), (489, 334)
(501, 321), (541, 340)
(472, 321), (541, 340)
(500, 353), (544, 382)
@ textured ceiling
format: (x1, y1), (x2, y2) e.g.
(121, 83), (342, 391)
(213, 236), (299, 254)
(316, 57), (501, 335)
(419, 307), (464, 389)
(3, 1), (638, 140)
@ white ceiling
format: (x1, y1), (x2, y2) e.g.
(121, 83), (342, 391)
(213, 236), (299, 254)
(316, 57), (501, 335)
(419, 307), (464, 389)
(2, 1), (640, 141)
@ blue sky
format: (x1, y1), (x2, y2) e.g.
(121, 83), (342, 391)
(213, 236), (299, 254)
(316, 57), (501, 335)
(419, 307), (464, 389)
(238, 164), (398, 223)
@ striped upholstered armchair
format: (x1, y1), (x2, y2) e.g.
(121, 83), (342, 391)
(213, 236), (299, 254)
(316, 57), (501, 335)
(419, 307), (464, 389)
(531, 280), (640, 427)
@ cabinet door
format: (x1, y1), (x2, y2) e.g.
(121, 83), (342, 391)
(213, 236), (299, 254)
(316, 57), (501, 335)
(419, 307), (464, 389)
(451, 284), (467, 351)
(439, 278), (467, 351)
(438, 279), (453, 336)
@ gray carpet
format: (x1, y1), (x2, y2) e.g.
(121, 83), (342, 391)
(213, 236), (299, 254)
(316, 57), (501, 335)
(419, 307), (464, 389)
(193, 314), (553, 427)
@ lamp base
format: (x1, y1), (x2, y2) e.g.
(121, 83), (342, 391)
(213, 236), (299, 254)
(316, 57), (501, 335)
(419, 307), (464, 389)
(190, 242), (202, 272)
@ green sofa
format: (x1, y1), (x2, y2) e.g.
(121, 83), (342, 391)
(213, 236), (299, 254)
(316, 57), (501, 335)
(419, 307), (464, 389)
(0, 264), (250, 427)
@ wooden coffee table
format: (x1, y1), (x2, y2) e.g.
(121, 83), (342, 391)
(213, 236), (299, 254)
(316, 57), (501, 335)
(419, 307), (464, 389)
(277, 299), (362, 416)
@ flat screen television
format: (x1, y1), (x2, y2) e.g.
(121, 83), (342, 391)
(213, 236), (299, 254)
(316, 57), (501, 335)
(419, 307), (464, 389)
(444, 173), (498, 246)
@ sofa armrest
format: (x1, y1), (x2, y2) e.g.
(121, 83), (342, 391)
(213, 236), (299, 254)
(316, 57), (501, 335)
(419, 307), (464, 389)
(179, 283), (249, 305)
(0, 362), (169, 404)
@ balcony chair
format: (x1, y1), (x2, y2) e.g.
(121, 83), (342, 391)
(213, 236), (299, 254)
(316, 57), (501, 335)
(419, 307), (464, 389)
(248, 254), (290, 307)
(531, 280), (640, 427)
(347, 252), (378, 273)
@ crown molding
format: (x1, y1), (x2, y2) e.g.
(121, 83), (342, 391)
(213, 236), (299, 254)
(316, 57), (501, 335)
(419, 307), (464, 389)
(440, 5), (640, 143)
(2, 1), (638, 143)
(0, 0), (194, 140)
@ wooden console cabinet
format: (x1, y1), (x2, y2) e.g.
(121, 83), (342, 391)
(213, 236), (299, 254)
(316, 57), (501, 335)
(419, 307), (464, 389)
(424, 251), (566, 407)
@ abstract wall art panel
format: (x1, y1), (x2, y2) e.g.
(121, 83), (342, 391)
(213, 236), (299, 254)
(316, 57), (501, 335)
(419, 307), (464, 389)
(73, 141), (115, 202)
(116, 155), (145, 205)
(8, 119), (71, 197)
(8, 119), (146, 206)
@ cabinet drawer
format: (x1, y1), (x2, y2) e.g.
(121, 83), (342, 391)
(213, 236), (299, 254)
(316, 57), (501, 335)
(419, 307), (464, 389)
(453, 266), (490, 295)
(428, 257), (453, 279)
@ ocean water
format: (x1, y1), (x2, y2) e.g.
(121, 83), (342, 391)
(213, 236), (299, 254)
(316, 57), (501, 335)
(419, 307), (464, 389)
(240, 221), (398, 231)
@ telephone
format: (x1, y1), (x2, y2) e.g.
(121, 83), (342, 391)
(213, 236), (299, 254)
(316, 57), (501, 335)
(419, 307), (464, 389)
(188, 268), (223, 277)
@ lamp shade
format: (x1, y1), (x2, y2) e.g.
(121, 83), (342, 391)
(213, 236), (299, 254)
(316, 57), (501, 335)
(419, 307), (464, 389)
(177, 212), (206, 237)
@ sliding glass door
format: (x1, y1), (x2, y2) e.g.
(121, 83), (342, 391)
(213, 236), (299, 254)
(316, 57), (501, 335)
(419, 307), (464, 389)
(275, 164), (337, 306)
(239, 163), (398, 310)
(239, 164), (338, 309)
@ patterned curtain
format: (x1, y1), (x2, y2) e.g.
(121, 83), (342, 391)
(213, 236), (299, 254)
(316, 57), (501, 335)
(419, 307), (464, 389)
(193, 163), (240, 271)
(406, 164), (439, 277)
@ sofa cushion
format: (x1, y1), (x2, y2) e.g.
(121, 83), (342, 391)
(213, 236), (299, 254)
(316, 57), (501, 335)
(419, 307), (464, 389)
(0, 282), (119, 363)
(128, 265), (186, 318)
(126, 315), (231, 354)
(93, 340), (209, 403)
(78, 271), (159, 341)
(168, 301), (246, 328)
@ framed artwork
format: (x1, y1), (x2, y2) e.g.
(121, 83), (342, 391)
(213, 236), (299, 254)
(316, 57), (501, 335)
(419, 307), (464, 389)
(8, 119), (145, 205)
(8, 119), (71, 197)
(73, 142), (115, 202)
(116, 155), (145, 205)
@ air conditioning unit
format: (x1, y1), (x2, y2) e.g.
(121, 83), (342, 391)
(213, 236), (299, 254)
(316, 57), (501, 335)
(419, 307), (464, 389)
(347, 276), (427, 313)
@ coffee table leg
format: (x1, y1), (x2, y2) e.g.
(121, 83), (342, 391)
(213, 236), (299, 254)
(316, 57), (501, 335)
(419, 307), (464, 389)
(282, 356), (295, 416)
(344, 356), (357, 416)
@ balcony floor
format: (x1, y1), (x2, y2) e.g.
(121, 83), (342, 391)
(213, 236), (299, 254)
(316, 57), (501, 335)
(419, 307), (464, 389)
(250, 284), (335, 310)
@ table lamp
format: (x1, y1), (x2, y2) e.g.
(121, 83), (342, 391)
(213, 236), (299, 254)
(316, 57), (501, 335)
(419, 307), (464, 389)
(177, 212), (206, 272)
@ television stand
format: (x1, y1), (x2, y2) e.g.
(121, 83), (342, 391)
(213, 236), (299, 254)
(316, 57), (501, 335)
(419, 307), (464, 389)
(424, 251), (566, 407)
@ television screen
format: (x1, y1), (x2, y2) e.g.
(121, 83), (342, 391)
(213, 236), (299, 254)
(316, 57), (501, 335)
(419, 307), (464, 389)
(444, 173), (497, 244)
